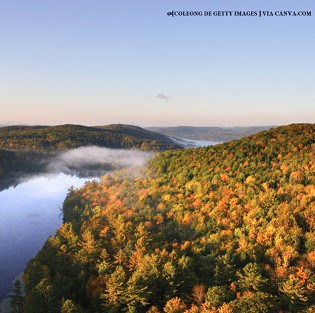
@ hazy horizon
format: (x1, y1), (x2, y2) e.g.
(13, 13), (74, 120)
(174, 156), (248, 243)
(0, 121), (282, 128)
(0, 116), (312, 129)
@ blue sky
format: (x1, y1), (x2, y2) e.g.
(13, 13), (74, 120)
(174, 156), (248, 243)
(0, 0), (314, 126)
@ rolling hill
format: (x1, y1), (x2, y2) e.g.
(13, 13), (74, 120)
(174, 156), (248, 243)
(0, 124), (179, 152)
(21, 124), (315, 312)
(0, 124), (180, 187)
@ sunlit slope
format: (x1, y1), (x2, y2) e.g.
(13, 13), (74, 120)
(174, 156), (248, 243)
(23, 124), (315, 313)
(0, 124), (179, 152)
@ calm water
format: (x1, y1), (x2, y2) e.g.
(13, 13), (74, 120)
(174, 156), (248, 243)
(0, 173), (96, 302)
(185, 139), (221, 147)
(172, 137), (221, 148)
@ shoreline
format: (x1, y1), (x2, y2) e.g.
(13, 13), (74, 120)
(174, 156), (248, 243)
(0, 272), (24, 313)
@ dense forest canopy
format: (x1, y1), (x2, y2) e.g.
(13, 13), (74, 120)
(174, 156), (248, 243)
(0, 124), (179, 152)
(17, 124), (315, 312)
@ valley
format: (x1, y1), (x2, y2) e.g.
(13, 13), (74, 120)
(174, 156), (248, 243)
(5, 123), (313, 312)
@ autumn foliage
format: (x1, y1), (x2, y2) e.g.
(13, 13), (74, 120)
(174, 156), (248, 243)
(22, 124), (315, 312)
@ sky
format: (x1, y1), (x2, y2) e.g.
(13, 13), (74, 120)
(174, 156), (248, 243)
(0, 0), (314, 127)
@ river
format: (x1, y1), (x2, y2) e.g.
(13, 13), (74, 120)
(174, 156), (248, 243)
(0, 173), (97, 309)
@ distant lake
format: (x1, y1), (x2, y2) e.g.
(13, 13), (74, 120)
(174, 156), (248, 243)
(171, 137), (221, 148)
(184, 139), (221, 147)
(0, 173), (97, 305)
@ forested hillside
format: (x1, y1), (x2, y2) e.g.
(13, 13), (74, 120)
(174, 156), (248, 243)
(0, 124), (179, 188)
(21, 124), (315, 313)
(0, 150), (47, 177)
(0, 124), (178, 152)
(0, 149), (49, 190)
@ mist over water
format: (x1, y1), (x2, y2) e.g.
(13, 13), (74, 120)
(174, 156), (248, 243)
(0, 147), (154, 309)
(47, 146), (152, 174)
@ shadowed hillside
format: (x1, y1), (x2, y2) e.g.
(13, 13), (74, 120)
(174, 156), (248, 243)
(0, 124), (179, 152)
(0, 124), (180, 188)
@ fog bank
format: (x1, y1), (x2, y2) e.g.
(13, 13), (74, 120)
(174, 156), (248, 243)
(47, 146), (152, 174)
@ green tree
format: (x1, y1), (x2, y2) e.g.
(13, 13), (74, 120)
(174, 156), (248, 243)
(61, 299), (84, 313)
(125, 271), (150, 312)
(205, 286), (234, 307)
(23, 278), (58, 313)
(280, 274), (308, 312)
(230, 292), (279, 313)
(101, 266), (127, 311)
(237, 263), (268, 291)
(213, 255), (236, 285)
(10, 280), (24, 313)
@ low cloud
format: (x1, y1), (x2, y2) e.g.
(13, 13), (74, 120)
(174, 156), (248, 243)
(47, 146), (152, 174)
(156, 93), (172, 102)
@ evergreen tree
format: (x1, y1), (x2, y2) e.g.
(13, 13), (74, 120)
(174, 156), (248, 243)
(101, 266), (127, 311)
(61, 299), (84, 313)
(10, 279), (24, 313)
(23, 278), (58, 313)
(205, 286), (234, 307)
(230, 292), (279, 313)
(280, 274), (308, 312)
(237, 263), (268, 291)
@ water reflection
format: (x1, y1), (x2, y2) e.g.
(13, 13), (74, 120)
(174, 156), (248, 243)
(0, 173), (97, 302)
(172, 137), (221, 148)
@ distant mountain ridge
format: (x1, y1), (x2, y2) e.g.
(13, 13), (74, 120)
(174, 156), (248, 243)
(147, 126), (275, 142)
(0, 124), (180, 152)
(94, 124), (177, 145)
